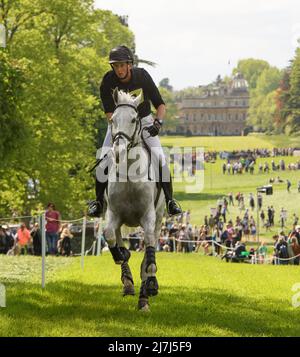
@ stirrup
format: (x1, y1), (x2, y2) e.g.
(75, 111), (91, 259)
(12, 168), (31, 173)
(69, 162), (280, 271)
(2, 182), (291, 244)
(167, 199), (182, 217)
(87, 200), (103, 217)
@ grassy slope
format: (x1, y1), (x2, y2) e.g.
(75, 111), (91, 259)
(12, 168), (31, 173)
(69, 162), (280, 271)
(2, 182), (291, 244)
(161, 135), (300, 242)
(175, 155), (300, 231)
(0, 254), (300, 337)
(160, 134), (300, 150)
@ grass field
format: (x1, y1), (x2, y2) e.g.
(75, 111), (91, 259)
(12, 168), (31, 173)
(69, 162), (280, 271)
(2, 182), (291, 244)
(1, 253), (300, 337)
(1, 134), (300, 337)
(160, 133), (300, 151)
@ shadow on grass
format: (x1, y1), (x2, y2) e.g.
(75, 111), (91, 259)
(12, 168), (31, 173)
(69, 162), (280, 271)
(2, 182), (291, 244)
(2, 280), (299, 337)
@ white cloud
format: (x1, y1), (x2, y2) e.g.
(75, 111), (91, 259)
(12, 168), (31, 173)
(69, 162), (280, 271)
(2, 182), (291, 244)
(94, 0), (299, 89)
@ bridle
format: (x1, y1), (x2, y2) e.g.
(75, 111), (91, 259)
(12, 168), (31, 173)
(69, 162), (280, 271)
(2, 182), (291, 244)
(110, 103), (152, 180)
(88, 103), (150, 175)
(111, 104), (141, 150)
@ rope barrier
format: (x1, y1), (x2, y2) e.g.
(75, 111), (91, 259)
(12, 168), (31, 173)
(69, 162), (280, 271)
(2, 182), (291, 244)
(121, 235), (300, 263)
(56, 217), (85, 223)
(0, 213), (88, 224)
(2, 212), (299, 264)
(0, 213), (45, 222)
(260, 252), (300, 262)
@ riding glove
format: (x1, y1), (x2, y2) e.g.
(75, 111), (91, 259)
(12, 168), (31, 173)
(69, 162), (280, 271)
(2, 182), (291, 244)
(147, 118), (163, 137)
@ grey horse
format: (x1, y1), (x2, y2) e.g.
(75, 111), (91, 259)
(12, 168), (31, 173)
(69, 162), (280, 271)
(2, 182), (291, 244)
(102, 89), (165, 311)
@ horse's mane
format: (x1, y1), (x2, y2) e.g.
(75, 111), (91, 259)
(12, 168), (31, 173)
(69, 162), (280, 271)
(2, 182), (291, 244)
(117, 90), (137, 106)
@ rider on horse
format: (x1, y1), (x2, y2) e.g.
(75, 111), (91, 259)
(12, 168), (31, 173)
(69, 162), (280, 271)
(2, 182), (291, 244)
(88, 45), (182, 218)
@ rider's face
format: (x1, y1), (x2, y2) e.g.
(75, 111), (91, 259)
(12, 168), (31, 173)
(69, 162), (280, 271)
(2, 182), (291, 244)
(112, 62), (132, 81)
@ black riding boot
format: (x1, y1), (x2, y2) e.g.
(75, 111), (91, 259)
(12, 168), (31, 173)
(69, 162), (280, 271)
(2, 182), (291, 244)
(160, 165), (182, 216)
(87, 178), (108, 217)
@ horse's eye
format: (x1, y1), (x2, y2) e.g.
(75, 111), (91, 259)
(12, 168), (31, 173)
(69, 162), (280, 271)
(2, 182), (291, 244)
(131, 118), (137, 123)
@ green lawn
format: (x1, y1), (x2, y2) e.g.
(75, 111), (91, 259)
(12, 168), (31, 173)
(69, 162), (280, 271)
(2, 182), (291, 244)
(160, 133), (300, 150)
(1, 253), (300, 337)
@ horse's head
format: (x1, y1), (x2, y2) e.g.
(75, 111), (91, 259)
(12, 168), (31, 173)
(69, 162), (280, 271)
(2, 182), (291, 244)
(111, 88), (142, 164)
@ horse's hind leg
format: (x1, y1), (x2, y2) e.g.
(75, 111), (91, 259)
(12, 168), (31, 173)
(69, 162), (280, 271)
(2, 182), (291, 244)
(115, 228), (135, 296)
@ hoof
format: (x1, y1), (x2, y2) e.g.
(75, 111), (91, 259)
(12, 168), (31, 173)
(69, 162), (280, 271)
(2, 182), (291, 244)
(138, 298), (150, 312)
(123, 285), (135, 296)
(145, 277), (159, 296)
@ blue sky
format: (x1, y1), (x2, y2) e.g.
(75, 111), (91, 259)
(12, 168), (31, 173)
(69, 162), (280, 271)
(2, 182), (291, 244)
(95, 0), (299, 90)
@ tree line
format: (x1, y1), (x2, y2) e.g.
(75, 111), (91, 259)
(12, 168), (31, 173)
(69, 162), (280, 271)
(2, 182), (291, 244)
(0, 0), (135, 218)
(159, 46), (300, 136)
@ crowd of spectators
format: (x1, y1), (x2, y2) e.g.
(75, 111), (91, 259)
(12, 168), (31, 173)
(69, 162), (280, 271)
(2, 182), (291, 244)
(124, 189), (300, 266)
(1, 180), (300, 265)
(0, 202), (75, 256)
(222, 158), (300, 176)
(0, 221), (74, 257)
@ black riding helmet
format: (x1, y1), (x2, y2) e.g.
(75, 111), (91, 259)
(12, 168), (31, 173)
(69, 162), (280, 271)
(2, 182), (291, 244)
(109, 45), (134, 64)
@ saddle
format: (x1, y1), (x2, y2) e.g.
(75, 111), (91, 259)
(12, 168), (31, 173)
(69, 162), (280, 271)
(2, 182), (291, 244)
(89, 147), (163, 210)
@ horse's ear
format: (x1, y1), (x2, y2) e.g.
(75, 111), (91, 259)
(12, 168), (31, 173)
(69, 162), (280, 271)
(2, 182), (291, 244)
(133, 91), (143, 108)
(113, 88), (119, 105)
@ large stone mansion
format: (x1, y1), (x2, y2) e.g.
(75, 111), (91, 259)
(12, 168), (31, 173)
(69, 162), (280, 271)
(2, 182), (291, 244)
(176, 73), (249, 136)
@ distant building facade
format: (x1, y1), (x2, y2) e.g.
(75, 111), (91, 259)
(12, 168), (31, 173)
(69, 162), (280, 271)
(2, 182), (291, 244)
(176, 73), (249, 136)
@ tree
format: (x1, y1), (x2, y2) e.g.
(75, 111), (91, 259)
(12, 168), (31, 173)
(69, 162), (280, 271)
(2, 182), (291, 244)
(274, 67), (291, 131)
(0, 0), (136, 217)
(244, 63), (281, 132)
(0, 49), (26, 162)
(159, 78), (173, 92)
(158, 86), (179, 133)
(233, 58), (270, 90)
(287, 47), (300, 133)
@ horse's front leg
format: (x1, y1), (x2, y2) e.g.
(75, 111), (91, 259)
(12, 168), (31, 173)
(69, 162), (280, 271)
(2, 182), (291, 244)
(140, 210), (159, 298)
(104, 210), (128, 264)
(115, 227), (135, 296)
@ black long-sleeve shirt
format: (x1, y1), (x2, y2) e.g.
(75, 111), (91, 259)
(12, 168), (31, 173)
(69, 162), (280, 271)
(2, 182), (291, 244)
(100, 67), (165, 118)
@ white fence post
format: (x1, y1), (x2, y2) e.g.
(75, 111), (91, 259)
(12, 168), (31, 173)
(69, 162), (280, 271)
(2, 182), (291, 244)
(92, 241), (96, 256)
(41, 213), (46, 289)
(0, 283), (6, 307)
(81, 216), (87, 270)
